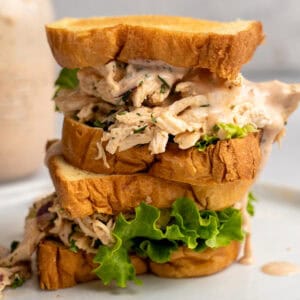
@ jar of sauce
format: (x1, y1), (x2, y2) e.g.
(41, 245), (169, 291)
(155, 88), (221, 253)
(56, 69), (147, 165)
(0, 0), (55, 181)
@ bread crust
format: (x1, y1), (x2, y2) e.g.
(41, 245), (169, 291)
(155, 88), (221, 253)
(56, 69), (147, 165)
(37, 240), (147, 290)
(37, 239), (239, 290)
(48, 155), (253, 218)
(149, 241), (240, 278)
(61, 117), (261, 186)
(149, 131), (262, 185)
(46, 16), (264, 79)
(61, 117), (154, 175)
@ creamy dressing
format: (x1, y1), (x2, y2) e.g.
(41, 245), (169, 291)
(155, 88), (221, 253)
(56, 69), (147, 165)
(234, 194), (253, 265)
(78, 60), (187, 107)
(239, 233), (253, 265)
(0, 0), (55, 181)
(261, 262), (300, 276)
(255, 81), (300, 168)
(56, 60), (300, 159)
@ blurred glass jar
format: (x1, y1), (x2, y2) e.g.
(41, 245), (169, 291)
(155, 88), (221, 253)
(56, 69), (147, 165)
(0, 0), (55, 181)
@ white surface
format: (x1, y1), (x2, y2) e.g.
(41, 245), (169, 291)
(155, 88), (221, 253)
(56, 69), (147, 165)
(0, 184), (299, 300)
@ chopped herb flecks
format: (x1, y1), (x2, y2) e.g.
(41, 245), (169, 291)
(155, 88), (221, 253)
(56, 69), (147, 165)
(158, 75), (170, 93)
(151, 114), (157, 124)
(134, 125), (147, 134)
(11, 275), (24, 289)
(118, 111), (127, 116)
(69, 239), (79, 253)
(92, 120), (106, 128)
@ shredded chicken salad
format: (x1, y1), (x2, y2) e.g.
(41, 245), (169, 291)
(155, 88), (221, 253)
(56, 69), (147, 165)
(0, 194), (116, 295)
(54, 59), (300, 164)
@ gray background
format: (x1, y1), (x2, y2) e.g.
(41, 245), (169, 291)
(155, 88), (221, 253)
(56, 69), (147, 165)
(50, 0), (300, 188)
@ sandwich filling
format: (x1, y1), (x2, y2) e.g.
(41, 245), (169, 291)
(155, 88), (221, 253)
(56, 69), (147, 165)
(0, 193), (256, 289)
(54, 60), (300, 166)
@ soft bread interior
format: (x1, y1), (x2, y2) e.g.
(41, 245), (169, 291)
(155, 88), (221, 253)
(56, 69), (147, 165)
(53, 155), (106, 181)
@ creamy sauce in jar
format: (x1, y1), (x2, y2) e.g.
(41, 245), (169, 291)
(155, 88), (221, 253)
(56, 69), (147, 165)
(0, 0), (55, 181)
(261, 261), (300, 276)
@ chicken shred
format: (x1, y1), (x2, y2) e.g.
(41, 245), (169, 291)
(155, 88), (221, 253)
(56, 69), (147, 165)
(55, 59), (300, 166)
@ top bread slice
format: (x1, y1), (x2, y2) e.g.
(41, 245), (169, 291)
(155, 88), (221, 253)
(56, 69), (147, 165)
(46, 15), (264, 79)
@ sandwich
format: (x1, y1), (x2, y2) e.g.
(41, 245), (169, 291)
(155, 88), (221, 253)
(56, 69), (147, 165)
(0, 15), (299, 294)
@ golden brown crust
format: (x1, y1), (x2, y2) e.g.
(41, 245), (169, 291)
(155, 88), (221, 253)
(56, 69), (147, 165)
(46, 16), (264, 79)
(61, 118), (261, 186)
(49, 155), (195, 217)
(61, 117), (154, 175)
(149, 241), (240, 278)
(38, 240), (239, 289)
(48, 155), (253, 218)
(37, 240), (147, 290)
(149, 132), (262, 185)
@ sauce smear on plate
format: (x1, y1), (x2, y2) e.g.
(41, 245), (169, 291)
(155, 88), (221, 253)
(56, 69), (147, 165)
(261, 261), (300, 276)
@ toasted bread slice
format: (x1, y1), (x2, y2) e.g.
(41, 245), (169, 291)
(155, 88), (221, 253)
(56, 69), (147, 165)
(61, 117), (154, 175)
(48, 155), (253, 218)
(149, 131), (262, 185)
(37, 239), (239, 290)
(46, 16), (264, 79)
(149, 241), (240, 278)
(61, 117), (261, 186)
(37, 240), (147, 290)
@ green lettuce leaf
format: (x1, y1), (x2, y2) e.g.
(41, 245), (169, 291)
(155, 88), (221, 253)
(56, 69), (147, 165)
(247, 192), (257, 216)
(195, 123), (257, 152)
(212, 208), (244, 247)
(138, 239), (178, 263)
(113, 202), (165, 243)
(93, 198), (244, 288)
(214, 123), (257, 139)
(54, 68), (79, 98)
(195, 135), (219, 151)
(93, 236), (140, 288)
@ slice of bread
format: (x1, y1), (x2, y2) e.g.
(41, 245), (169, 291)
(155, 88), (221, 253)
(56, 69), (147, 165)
(149, 131), (262, 185)
(48, 155), (253, 218)
(149, 241), (240, 278)
(37, 239), (239, 290)
(61, 117), (261, 186)
(46, 16), (264, 79)
(61, 117), (154, 175)
(37, 240), (147, 290)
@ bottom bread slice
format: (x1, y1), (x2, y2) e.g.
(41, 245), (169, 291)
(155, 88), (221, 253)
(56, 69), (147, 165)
(37, 239), (239, 290)
(37, 240), (148, 290)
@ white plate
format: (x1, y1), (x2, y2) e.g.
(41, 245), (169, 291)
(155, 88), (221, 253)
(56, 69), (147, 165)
(0, 183), (300, 300)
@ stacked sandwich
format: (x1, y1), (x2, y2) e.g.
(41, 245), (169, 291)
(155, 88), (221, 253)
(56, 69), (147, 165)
(1, 16), (300, 293)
